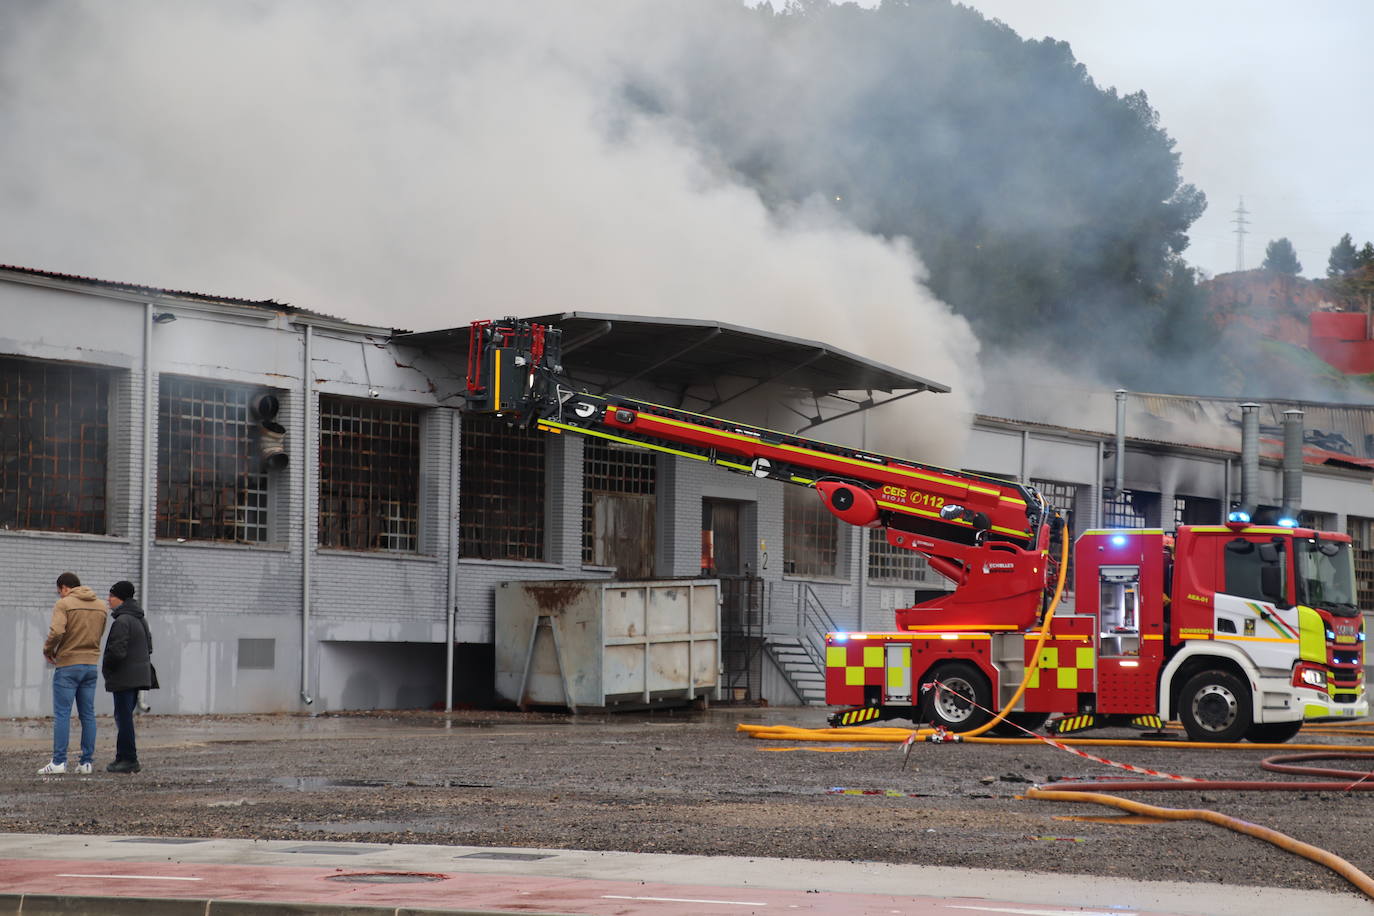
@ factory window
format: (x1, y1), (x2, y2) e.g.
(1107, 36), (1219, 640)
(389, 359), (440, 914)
(1347, 516), (1374, 611)
(0, 356), (110, 534)
(785, 486), (840, 578)
(1102, 489), (1147, 529)
(237, 638), (276, 670)
(1031, 479), (1078, 591)
(1300, 510), (1336, 532)
(459, 413), (545, 561)
(156, 377), (280, 544)
(867, 528), (929, 583)
(582, 440), (656, 576)
(318, 396), (420, 552)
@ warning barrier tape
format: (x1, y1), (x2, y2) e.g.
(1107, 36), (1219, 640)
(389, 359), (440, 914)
(919, 679), (1198, 783)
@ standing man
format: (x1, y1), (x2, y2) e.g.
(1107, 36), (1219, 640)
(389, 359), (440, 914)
(40, 572), (108, 775)
(102, 580), (153, 773)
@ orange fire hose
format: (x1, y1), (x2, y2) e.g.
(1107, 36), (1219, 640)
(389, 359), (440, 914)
(1026, 786), (1374, 900)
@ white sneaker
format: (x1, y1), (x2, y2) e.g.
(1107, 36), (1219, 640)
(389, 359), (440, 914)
(76, 762), (93, 775)
(37, 761), (65, 775)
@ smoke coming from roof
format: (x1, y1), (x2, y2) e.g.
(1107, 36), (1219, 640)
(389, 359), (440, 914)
(0, 0), (979, 463)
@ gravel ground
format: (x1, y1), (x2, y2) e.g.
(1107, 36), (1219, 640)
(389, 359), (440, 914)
(2, 706), (1372, 902)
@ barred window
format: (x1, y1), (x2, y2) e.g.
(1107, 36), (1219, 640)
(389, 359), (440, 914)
(157, 377), (275, 543)
(1102, 489), (1147, 529)
(0, 357), (109, 533)
(319, 396), (420, 551)
(1031, 479), (1078, 591)
(1347, 516), (1374, 612)
(582, 440), (656, 576)
(460, 413), (545, 561)
(868, 528), (929, 583)
(785, 486), (839, 578)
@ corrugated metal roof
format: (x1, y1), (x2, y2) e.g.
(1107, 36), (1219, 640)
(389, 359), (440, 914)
(0, 263), (348, 323)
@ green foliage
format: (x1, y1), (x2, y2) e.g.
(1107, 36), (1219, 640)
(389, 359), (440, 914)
(1358, 242), (1374, 270)
(1262, 238), (1302, 276)
(642, 0), (1209, 379)
(1328, 233), (1359, 276)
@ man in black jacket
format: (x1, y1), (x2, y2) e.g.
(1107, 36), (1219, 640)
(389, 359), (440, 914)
(102, 581), (153, 773)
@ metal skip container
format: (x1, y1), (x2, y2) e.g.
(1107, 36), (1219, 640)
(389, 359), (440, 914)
(494, 579), (722, 711)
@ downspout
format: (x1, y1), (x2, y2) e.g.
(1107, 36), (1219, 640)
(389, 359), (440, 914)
(1019, 428), (1029, 485)
(1281, 409), (1304, 524)
(1094, 441), (1104, 529)
(1223, 458), (1232, 523)
(300, 325), (314, 706)
(445, 411), (458, 711)
(1240, 402), (1260, 516)
(1113, 389), (1127, 498)
(140, 303), (153, 601)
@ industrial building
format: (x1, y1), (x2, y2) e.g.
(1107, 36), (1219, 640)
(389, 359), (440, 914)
(4, 264), (1373, 716)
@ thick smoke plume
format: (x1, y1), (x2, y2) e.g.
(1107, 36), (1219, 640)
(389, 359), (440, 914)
(0, 0), (980, 464)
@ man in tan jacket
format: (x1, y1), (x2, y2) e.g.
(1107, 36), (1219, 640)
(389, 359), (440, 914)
(39, 572), (108, 775)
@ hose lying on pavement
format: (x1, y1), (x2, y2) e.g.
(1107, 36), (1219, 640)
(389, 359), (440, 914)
(1025, 785), (1374, 901)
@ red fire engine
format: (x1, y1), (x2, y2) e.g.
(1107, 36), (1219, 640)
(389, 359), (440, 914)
(466, 318), (1367, 742)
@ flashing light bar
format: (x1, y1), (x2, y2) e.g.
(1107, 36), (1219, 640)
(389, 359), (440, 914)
(1110, 534), (1128, 547)
(1228, 510), (1251, 524)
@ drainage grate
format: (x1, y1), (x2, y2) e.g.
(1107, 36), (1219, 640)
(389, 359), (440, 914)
(282, 845), (376, 855)
(114, 837), (206, 845)
(458, 851), (554, 861)
(326, 872), (446, 884)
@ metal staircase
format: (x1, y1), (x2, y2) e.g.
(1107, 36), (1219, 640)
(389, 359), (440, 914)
(765, 584), (838, 706)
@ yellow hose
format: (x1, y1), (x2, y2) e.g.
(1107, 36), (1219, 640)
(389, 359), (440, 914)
(1026, 787), (1374, 900)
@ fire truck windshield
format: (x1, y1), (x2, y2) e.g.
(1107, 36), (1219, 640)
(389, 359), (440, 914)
(1296, 539), (1359, 614)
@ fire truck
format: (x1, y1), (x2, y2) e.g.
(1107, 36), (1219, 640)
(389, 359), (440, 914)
(465, 318), (1367, 742)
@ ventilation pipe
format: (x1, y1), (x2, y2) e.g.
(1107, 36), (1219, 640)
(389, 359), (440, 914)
(1234, 403), (1260, 524)
(1280, 409), (1304, 527)
(1113, 389), (1127, 497)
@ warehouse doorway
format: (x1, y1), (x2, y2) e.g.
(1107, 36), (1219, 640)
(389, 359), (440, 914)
(705, 499), (763, 701)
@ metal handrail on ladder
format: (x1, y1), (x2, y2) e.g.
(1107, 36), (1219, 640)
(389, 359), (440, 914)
(794, 583), (839, 673)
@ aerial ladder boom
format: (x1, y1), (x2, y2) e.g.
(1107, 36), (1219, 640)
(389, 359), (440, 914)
(465, 318), (1057, 628)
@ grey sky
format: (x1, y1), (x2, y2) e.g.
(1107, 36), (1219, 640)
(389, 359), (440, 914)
(961, 0), (1374, 278)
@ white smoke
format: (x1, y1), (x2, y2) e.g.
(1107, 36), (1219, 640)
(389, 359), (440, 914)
(0, 1), (979, 463)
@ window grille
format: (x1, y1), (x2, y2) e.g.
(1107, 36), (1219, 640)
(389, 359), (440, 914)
(1031, 479), (1078, 590)
(459, 413), (546, 561)
(582, 440), (656, 568)
(1300, 510), (1336, 531)
(157, 377), (273, 543)
(1347, 516), (1374, 610)
(867, 528), (929, 583)
(1102, 489), (1147, 529)
(319, 396), (420, 551)
(784, 486), (839, 577)
(0, 357), (109, 533)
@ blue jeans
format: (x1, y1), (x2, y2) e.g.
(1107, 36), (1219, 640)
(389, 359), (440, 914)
(112, 690), (139, 763)
(51, 664), (98, 765)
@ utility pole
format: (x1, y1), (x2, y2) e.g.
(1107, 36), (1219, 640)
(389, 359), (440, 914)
(1232, 197), (1250, 271)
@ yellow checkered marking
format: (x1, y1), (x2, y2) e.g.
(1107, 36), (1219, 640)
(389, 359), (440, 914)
(1054, 714), (1096, 734)
(828, 644), (893, 688)
(838, 707), (882, 725)
(1026, 645), (1096, 690)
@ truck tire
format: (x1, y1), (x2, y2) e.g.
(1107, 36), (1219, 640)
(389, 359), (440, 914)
(921, 661), (992, 732)
(1244, 720), (1303, 744)
(1178, 669), (1252, 742)
(989, 712), (1049, 737)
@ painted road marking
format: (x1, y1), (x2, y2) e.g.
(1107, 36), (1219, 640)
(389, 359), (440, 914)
(946, 906), (1138, 915)
(604, 894), (769, 905)
(57, 873), (204, 882)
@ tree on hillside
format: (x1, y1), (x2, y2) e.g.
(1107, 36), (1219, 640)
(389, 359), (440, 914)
(1328, 233), (1359, 276)
(1358, 242), (1374, 270)
(644, 0), (1211, 380)
(1263, 238), (1302, 275)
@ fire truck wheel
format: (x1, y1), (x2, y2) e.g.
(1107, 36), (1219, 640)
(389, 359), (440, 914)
(988, 712), (1049, 737)
(1244, 720), (1303, 744)
(1178, 669), (1252, 742)
(922, 662), (992, 732)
